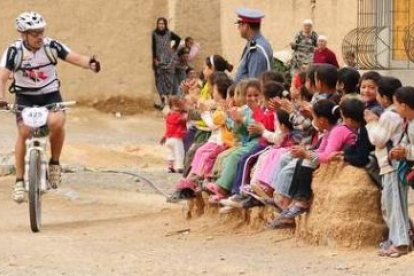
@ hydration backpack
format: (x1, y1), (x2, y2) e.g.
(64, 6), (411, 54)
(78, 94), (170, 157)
(12, 39), (58, 71)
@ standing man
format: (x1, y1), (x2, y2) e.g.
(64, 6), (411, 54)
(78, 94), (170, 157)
(290, 19), (318, 75)
(0, 11), (100, 203)
(234, 7), (273, 82)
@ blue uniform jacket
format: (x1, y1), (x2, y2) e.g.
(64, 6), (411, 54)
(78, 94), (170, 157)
(235, 32), (273, 82)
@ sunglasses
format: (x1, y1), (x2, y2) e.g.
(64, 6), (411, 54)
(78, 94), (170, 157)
(27, 30), (45, 37)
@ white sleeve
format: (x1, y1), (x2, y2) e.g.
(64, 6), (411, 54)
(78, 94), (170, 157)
(201, 111), (219, 130)
(402, 121), (414, 161)
(0, 49), (9, 68)
(262, 129), (285, 145)
(366, 111), (403, 148)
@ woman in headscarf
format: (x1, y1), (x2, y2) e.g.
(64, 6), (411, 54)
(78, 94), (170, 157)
(152, 17), (181, 109)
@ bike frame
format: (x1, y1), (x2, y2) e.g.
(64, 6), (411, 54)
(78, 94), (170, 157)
(3, 101), (76, 193)
(24, 135), (48, 192)
(1, 101), (75, 232)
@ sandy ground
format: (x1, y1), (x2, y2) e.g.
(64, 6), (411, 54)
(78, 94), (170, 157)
(1, 108), (414, 275)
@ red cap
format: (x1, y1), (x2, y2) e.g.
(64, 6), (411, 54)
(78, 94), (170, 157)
(238, 15), (262, 24)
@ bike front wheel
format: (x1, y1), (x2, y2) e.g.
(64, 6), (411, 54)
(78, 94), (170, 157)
(28, 150), (42, 232)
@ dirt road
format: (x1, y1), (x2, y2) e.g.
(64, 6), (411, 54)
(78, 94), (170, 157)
(0, 108), (414, 275)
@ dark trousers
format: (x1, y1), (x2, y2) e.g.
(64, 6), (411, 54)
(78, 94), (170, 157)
(288, 159), (315, 201)
(183, 130), (210, 177)
(231, 144), (266, 195)
(183, 126), (197, 153)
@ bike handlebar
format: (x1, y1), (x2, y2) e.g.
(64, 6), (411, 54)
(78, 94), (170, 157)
(1, 101), (77, 113)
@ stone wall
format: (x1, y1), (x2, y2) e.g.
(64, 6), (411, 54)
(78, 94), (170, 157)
(172, 0), (222, 71)
(220, 0), (358, 79)
(1, 0), (359, 101)
(0, 0), (168, 102)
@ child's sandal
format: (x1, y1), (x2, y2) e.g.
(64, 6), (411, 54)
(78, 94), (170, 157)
(208, 194), (226, 204)
(378, 245), (409, 258)
(204, 182), (223, 195)
(265, 217), (295, 230)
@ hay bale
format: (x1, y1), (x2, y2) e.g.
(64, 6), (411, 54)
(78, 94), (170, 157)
(296, 161), (386, 249)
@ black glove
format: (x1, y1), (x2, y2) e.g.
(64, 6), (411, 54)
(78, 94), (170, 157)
(89, 55), (101, 73)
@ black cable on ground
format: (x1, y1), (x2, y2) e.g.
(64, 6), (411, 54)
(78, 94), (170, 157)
(97, 169), (171, 198)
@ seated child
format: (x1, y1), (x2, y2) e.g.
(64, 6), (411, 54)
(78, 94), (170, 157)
(172, 76), (234, 199)
(180, 67), (202, 98)
(209, 81), (247, 181)
(267, 99), (362, 229)
(248, 109), (303, 201)
(337, 67), (361, 100)
(226, 81), (287, 201)
(183, 55), (233, 175)
(205, 79), (263, 203)
(219, 109), (303, 211)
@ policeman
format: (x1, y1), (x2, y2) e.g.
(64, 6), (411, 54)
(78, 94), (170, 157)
(234, 7), (273, 82)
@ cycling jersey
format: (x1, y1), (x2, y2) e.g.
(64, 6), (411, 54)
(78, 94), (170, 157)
(0, 38), (70, 95)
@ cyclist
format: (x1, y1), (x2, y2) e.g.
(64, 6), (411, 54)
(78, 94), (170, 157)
(0, 11), (101, 203)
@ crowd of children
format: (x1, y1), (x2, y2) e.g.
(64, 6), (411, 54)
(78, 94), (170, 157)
(160, 54), (414, 258)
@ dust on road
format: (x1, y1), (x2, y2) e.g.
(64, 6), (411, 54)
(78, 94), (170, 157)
(0, 108), (414, 275)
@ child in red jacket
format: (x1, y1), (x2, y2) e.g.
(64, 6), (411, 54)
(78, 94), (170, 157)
(160, 96), (187, 173)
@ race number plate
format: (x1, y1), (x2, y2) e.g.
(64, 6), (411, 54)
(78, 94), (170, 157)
(21, 107), (48, 128)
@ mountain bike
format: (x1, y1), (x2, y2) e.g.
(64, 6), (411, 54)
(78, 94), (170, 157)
(1, 101), (75, 232)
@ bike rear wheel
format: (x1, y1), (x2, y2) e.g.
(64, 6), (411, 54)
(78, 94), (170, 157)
(28, 150), (42, 232)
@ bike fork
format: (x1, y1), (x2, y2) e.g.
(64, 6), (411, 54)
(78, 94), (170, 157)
(24, 138), (48, 192)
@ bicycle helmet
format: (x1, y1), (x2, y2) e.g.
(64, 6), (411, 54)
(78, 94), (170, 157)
(15, 11), (46, 32)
